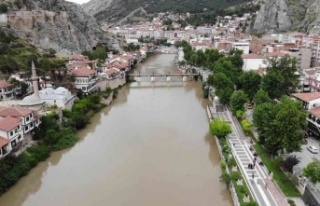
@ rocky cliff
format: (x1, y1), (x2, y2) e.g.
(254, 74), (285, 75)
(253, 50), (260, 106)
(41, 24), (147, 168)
(83, 0), (250, 23)
(1, 0), (109, 56)
(253, 0), (320, 34)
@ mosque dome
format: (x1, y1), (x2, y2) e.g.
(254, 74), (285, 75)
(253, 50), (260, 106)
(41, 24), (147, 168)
(19, 94), (44, 106)
(55, 87), (68, 95)
(40, 88), (54, 95)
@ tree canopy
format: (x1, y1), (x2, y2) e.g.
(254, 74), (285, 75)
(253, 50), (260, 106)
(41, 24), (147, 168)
(253, 89), (271, 106)
(303, 162), (320, 184)
(238, 71), (262, 102)
(262, 56), (299, 99)
(230, 90), (248, 112)
(253, 97), (306, 155)
(210, 119), (232, 139)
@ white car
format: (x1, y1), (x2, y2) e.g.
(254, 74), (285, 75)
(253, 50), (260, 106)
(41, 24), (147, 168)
(307, 145), (318, 154)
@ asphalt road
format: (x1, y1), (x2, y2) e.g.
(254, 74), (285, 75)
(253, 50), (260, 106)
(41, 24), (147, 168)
(292, 137), (320, 169)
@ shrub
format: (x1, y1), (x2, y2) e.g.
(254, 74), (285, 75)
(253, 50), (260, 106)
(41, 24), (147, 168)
(53, 127), (78, 150)
(220, 172), (231, 186)
(26, 145), (50, 167)
(62, 109), (72, 118)
(288, 199), (296, 206)
(282, 155), (300, 173)
(89, 94), (101, 104)
(71, 112), (89, 130)
(220, 161), (227, 171)
(236, 110), (245, 119)
(228, 157), (236, 167)
(273, 156), (283, 167)
(231, 171), (241, 181)
(241, 119), (252, 135)
(209, 119), (232, 139)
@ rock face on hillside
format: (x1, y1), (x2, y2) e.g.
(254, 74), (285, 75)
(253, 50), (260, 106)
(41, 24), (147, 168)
(1, 0), (109, 56)
(253, 0), (320, 34)
(83, 0), (250, 23)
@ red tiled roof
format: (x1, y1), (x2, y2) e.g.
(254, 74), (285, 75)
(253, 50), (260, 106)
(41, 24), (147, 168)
(0, 80), (12, 88)
(0, 106), (33, 117)
(292, 92), (320, 102)
(309, 107), (320, 118)
(105, 68), (120, 76)
(0, 136), (8, 148)
(192, 42), (209, 47)
(242, 53), (266, 59)
(70, 68), (96, 77)
(265, 51), (288, 58)
(0, 116), (21, 132)
(305, 70), (316, 76)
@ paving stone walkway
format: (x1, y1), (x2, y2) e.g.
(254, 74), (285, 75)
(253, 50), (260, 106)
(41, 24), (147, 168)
(216, 109), (288, 206)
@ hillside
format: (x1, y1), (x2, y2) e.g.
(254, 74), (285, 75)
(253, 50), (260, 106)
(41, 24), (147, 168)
(0, 0), (110, 56)
(252, 0), (320, 34)
(83, 0), (251, 23)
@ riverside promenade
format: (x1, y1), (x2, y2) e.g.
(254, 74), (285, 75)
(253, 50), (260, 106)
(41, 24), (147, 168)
(210, 105), (288, 206)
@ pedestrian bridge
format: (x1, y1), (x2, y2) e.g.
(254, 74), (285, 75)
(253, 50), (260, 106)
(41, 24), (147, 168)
(127, 72), (199, 82)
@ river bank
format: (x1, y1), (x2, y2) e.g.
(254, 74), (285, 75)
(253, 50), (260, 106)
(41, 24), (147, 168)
(0, 54), (232, 206)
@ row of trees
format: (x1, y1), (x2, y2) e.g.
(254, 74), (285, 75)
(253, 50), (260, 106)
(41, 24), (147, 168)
(176, 41), (307, 156)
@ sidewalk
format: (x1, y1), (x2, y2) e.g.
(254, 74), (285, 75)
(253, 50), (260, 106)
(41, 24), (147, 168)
(216, 108), (288, 206)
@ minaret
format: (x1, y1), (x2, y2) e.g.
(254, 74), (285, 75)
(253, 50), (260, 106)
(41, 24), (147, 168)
(31, 61), (39, 97)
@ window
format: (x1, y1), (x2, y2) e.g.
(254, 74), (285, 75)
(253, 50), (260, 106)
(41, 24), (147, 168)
(25, 126), (29, 131)
(10, 131), (13, 136)
(26, 117), (29, 121)
(15, 128), (18, 133)
(18, 135), (22, 140)
(11, 139), (16, 147)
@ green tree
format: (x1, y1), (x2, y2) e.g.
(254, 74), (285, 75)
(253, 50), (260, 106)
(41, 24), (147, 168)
(216, 87), (234, 105)
(303, 162), (320, 184)
(212, 72), (233, 89)
(262, 70), (285, 99)
(92, 45), (107, 60)
(212, 73), (235, 105)
(253, 97), (306, 155)
(239, 71), (262, 102)
(253, 102), (278, 146)
(230, 90), (248, 112)
(253, 89), (271, 106)
(209, 119), (232, 139)
(275, 97), (306, 153)
(262, 56), (299, 99)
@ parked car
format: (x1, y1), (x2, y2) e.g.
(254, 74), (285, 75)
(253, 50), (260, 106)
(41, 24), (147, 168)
(307, 145), (318, 154)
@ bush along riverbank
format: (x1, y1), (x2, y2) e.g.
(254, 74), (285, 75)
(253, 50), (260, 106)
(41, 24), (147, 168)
(0, 88), (115, 196)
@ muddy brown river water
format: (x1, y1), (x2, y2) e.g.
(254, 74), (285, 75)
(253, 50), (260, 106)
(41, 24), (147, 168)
(0, 54), (232, 206)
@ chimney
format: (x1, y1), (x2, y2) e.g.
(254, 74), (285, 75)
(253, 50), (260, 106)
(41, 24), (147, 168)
(31, 61), (39, 97)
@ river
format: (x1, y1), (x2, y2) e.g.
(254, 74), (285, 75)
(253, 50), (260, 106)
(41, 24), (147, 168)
(0, 54), (232, 206)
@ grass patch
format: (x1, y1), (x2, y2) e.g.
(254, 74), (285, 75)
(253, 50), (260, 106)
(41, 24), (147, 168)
(254, 143), (301, 197)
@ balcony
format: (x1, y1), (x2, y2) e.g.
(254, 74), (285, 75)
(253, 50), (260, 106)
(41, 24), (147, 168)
(0, 89), (13, 95)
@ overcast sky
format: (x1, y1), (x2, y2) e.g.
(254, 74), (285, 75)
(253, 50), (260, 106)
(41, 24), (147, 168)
(65, 0), (91, 4)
